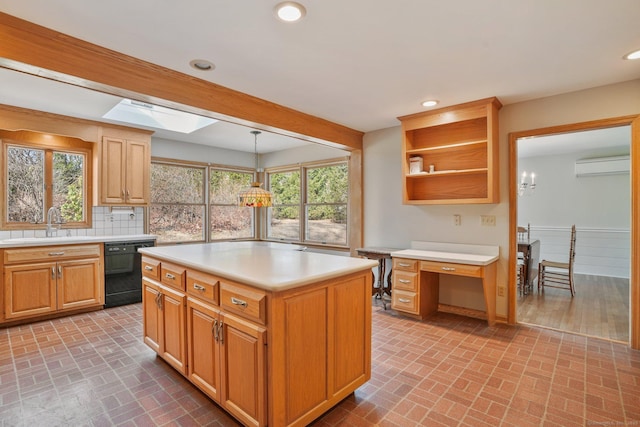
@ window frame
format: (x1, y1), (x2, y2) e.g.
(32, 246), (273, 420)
(266, 158), (349, 249)
(1, 130), (93, 230)
(149, 157), (256, 245)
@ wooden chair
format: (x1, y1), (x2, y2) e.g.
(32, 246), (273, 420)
(516, 223), (531, 295)
(517, 223), (530, 241)
(538, 225), (577, 296)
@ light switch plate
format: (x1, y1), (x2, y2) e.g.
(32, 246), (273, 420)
(480, 215), (496, 226)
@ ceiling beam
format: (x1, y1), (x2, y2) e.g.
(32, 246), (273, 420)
(0, 12), (364, 150)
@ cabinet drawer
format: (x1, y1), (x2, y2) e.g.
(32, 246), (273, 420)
(141, 257), (160, 280)
(420, 261), (482, 278)
(4, 244), (101, 265)
(393, 271), (418, 292)
(393, 258), (418, 272)
(391, 290), (419, 315)
(161, 262), (186, 290)
(220, 282), (266, 325)
(186, 270), (219, 305)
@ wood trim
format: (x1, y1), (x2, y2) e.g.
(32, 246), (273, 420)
(0, 12), (363, 151)
(508, 116), (640, 349)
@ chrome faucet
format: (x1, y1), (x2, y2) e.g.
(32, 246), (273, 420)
(46, 206), (62, 237)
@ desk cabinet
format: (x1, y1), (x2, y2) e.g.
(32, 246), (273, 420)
(391, 256), (497, 325)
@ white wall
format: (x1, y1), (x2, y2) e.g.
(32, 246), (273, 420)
(151, 137), (255, 167)
(362, 79), (640, 318)
(518, 150), (631, 278)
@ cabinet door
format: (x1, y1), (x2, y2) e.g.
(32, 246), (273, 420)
(125, 139), (148, 204)
(160, 284), (187, 374)
(101, 137), (126, 204)
(57, 258), (103, 310)
(4, 262), (57, 319)
(142, 278), (161, 353)
(220, 312), (267, 427)
(187, 297), (221, 402)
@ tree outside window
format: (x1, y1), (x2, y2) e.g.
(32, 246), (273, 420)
(149, 162), (205, 243)
(210, 169), (254, 240)
(4, 140), (88, 228)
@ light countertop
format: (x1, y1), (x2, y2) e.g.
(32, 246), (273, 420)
(391, 241), (500, 266)
(139, 241), (378, 292)
(0, 234), (157, 248)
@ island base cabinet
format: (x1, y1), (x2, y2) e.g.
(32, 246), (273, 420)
(142, 277), (187, 375)
(269, 272), (371, 427)
(220, 312), (267, 427)
(187, 297), (267, 427)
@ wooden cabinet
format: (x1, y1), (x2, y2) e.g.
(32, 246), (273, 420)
(99, 136), (150, 205)
(2, 244), (104, 321)
(142, 254), (371, 427)
(397, 97), (502, 204)
(142, 274), (187, 375)
(391, 257), (437, 317)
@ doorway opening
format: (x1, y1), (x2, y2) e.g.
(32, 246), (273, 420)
(515, 125), (631, 342)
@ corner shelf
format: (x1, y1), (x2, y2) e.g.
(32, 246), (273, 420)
(398, 97), (502, 205)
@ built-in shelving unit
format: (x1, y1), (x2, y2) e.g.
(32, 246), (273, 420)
(398, 97), (502, 204)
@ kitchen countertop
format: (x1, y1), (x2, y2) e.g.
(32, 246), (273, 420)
(0, 234), (157, 248)
(139, 241), (378, 292)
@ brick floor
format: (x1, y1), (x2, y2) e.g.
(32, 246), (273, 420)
(1, 303), (639, 426)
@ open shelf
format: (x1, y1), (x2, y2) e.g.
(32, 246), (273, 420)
(398, 97), (501, 205)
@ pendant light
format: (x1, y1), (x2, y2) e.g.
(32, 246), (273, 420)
(238, 131), (273, 207)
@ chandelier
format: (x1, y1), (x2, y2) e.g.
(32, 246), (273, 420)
(238, 131), (273, 207)
(518, 171), (536, 197)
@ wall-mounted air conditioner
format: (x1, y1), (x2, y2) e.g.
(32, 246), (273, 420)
(575, 155), (630, 177)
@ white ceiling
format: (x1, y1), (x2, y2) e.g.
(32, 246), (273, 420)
(0, 1), (639, 153)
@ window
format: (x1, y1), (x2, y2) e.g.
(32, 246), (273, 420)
(149, 160), (256, 244)
(2, 131), (91, 229)
(268, 170), (301, 241)
(209, 169), (254, 240)
(267, 160), (348, 247)
(149, 162), (205, 244)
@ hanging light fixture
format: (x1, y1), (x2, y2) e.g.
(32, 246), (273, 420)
(238, 131), (273, 207)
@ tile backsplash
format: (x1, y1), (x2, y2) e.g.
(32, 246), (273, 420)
(0, 206), (145, 240)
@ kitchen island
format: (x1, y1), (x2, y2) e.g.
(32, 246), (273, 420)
(138, 242), (378, 427)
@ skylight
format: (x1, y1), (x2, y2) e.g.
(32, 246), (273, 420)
(103, 99), (217, 133)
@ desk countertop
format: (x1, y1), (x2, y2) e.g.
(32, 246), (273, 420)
(139, 241), (378, 292)
(390, 241), (500, 266)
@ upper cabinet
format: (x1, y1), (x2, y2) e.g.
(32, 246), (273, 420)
(97, 136), (151, 205)
(398, 97), (502, 205)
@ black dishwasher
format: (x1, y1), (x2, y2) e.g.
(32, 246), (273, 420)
(104, 240), (155, 308)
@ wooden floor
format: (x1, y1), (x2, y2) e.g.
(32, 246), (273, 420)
(517, 273), (630, 342)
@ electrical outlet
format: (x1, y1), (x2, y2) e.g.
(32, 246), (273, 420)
(453, 214), (461, 226)
(497, 286), (505, 297)
(480, 215), (496, 226)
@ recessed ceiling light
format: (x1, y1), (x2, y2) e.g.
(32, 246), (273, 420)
(623, 49), (640, 60)
(189, 59), (215, 71)
(421, 100), (439, 108)
(274, 2), (306, 22)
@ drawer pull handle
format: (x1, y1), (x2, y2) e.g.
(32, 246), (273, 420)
(213, 319), (218, 340)
(165, 273), (176, 280)
(144, 266), (153, 271)
(193, 283), (206, 291)
(441, 267), (456, 271)
(399, 279), (411, 284)
(48, 251), (65, 256)
(398, 298), (411, 303)
(231, 297), (248, 308)
(51, 266), (56, 280)
(398, 263), (411, 267)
